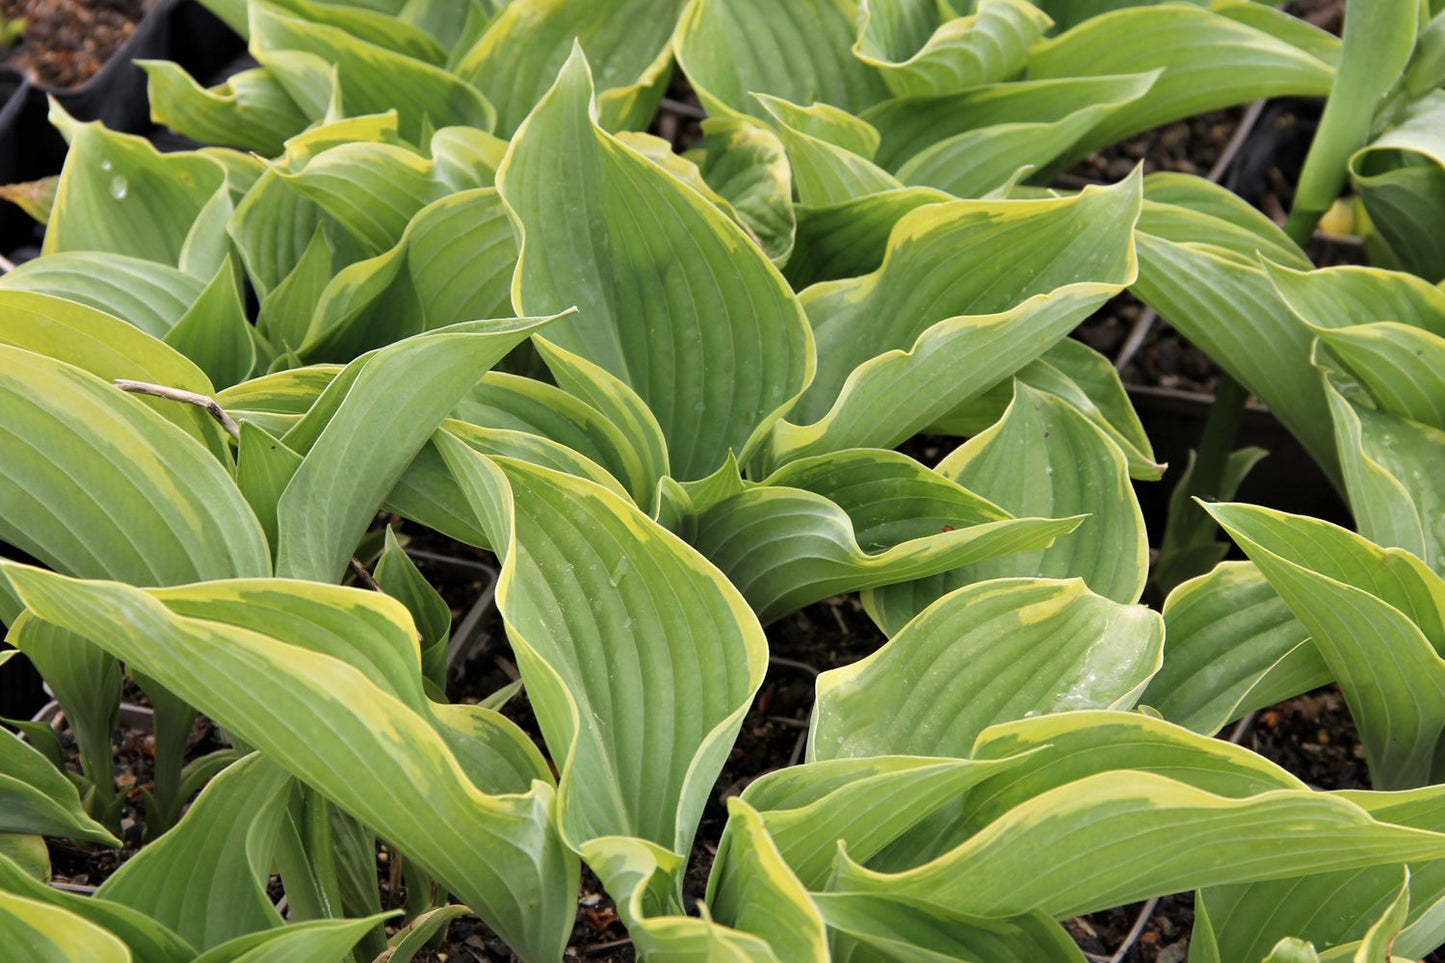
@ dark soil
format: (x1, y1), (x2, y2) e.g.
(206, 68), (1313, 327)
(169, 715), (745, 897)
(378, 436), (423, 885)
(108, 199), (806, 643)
(0, 0), (145, 88)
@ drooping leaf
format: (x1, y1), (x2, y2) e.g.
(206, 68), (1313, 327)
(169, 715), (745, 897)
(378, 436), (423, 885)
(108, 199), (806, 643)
(1026, 2), (1336, 167)
(814, 892), (1084, 962)
(0, 726), (118, 846)
(0, 892), (132, 962)
(141, 61), (309, 157)
(0, 290), (230, 455)
(831, 769), (1445, 919)
(691, 118), (796, 263)
(770, 171), (1141, 467)
(751, 95), (901, 206)
(854, 0), (1052, 97)
(1132, 173), (1337, 478)
(688, 456), (1081, 624)
(0, 345), (270, 585)
(1349, 80), (1445, 284)
(864, 72), (1158, 197)
(190, 914), (396, 963)
(0, 853), (195, 963)
(0, 254), (203, 339)
(816, 578), (1162, 760)
(249, 3), (495, 141)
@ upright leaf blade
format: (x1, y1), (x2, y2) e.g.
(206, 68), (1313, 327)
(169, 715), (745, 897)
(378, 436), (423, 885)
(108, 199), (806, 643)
(497, 49), (813, 480)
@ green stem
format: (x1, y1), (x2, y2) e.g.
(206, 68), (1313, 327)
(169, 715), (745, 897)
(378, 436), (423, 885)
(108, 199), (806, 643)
(1185, 374), (1249, 507)
(303, 789), (345, 920)
(274, 812), (328, 922)
(1285, 0), (1420, 248)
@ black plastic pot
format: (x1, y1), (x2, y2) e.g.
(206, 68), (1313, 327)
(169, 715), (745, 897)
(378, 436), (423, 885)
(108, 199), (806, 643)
(0, 66), (35, 255)
(1128, 384), (1350, 546)
(0, 0), (243, 261)
(16, 0), (244, 170)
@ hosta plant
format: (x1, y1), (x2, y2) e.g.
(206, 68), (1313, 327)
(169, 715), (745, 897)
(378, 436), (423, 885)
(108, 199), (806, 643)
(2, 0), (1445, 960)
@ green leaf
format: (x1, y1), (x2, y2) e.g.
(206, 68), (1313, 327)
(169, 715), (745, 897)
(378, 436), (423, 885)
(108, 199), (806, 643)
(675, 0), (890, 118)
(0, 892), (132, 962)
(497, 49), (813, 481)
(43, 106), (227, 269)
(691, 118), (796, 263)
(1026, 2), (1336, 167)
(1267, 261), (1445, 337)
(688, 461), (1080, 623)
(263, 0), (447, 63)
(752, 95), (902, 206)
(373, 527), (451, 689)
(191, 914), (396, 963)
(9, 615), (123, 818)
(0, 835), (47, 883)
(831, 769), (1445, 919)
(278, 142), (453, 255)
(162, 260), (256, 389)
(256, 225), (334, 353)
(1202, 788), (1445, 961)
(141, 61), (309, 157)
(741, 754), (1023, 889)
(867, 384), (1147, 635)
(1207, 503), (1445, 789)
(235, 423), (302, 556)
(783, 186), (949, 288)
(1315, 323), (1445, 430)
(0, 290), (228, 454)
(0, 345), (270, 584)
(864, 72), (1158, 197)
(1143, 561), (1327, 735)
(0, 253), (203, 339)
(453, 371), (659, 506)
(854, 0), (1052, 97)
(454, 0), (686, 134)
(814, 893), (1084, 962)
(706, 799), (829, 962)
(1132, 173), (1338, 478)
(275, 317), (556, 582)
(249, 3), (495, 141)
(0, 725), (118, 846)
(770, 172), (1141, 467)
(403, 188), (518, 330)
(0, 853), (195, 963)
(533, 337), (671, 503)
(581, 837), (778, 959)
(438, 446), (767, 883)
(816, 578), (1162, 760)
(0, 566), (579, 963)
(382, 904), (471, 963)
(95, 753), (288, 951)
